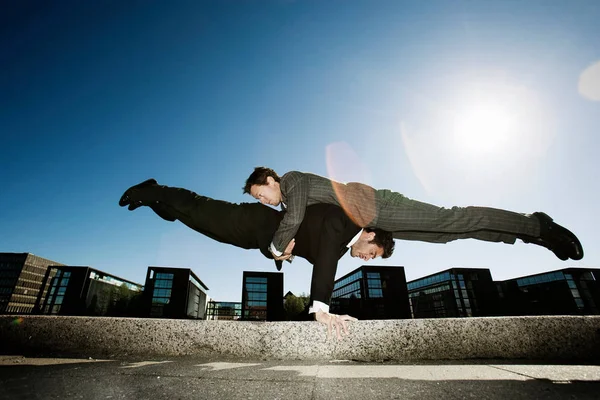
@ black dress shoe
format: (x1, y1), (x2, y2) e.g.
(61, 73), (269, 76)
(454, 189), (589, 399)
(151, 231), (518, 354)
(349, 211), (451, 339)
(119, 179), (157, 210)
(532, 212), (584, 261)
(521, 235), (569, 261)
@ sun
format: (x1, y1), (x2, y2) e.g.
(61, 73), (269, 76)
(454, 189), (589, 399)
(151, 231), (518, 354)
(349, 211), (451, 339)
(400, 77), (553, 199)
(452, 103), (514, 154)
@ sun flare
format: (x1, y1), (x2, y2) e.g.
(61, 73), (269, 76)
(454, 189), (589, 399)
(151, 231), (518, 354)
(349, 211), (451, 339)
(452, 104), (514, 153)
(400, 77), (553, 199)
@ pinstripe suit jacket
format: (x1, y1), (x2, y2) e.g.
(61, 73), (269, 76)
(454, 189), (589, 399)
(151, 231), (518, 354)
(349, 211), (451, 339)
(273, 171), (381, 252)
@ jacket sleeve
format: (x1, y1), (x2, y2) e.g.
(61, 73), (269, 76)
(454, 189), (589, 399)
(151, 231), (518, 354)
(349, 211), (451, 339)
(309, 214), (352, 305)
(271, 171), (309, 252)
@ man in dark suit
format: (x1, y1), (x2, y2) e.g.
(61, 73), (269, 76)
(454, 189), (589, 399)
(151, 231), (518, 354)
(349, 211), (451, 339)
(119, 179), (395, 338)
(243, 167), (584, 263)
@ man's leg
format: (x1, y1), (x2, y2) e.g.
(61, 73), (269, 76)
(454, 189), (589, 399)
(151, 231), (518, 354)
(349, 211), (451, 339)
(119, 179), (270, 247)
(148, 203), (177, 222)
(374, 190), (582, 260)
(375, 191), (538, 239)
(391, 229), (519, 244)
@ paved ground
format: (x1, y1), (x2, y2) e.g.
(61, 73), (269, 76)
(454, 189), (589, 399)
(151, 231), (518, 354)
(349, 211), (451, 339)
(1, 355), (599, 399)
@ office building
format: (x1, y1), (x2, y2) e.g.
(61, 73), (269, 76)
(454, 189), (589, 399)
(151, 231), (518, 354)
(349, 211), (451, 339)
(331, 266), (410, 319)
(407, 268), (500, 318)
(496, 268), (600, 316)
(241, 271), (283, 321)
(0, 252), (64, 314)
(142, 267), (209, 319)
(205, 301), (242, 320)
(36, 266), (143, 316)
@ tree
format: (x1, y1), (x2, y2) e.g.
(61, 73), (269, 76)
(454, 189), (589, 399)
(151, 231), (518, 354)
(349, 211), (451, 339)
(283, 292), (311, 321)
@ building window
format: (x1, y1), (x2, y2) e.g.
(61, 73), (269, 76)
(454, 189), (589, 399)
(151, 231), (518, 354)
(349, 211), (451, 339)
(565, 275), (584, 310)
(367, 273), (383, 298)
(407, 271), (451, 291)
(207, 301), (242, 320)
(43, 270), (70, 314)
(334, 271), (363, 291)
(244, 277), (267, 320)
(152, 273), (173, 304)
(517, 271), (565, 287)
(333, 281), (361, 299)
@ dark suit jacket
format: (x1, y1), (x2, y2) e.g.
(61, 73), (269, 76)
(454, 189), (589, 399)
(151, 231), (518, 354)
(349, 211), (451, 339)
(157, 190), (360, 305)
(290, 204), (361, 304)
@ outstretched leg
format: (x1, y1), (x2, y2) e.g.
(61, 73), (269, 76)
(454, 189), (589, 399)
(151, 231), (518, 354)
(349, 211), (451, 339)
(374, 190), (583, 260)
(119, 179), (222, 231)
(118, 179), (276, 250)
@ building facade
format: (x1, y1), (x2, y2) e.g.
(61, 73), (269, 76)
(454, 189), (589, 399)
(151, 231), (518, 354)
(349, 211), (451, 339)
(407, 268), (500, 318)
(142, 267), (209, 319)
(330, 266), (410, 319)
(206, 301), (242, 320)
(0, 253), (64, 314)
(241, 271), (283, 321)
(496, 268), (600, 316)
(35, 266), (143, 316)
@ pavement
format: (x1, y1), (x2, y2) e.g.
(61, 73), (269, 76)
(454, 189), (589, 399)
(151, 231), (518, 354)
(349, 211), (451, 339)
(1, 355), (599, 399)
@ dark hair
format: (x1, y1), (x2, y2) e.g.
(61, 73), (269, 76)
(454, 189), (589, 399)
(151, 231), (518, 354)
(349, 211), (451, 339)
(365, 227), (395, 259)
(243, 166), (281, 194)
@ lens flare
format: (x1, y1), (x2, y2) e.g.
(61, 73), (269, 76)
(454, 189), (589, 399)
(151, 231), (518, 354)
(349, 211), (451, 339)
(12, 317), (24, 326)
(578, 60), (600, 101)
(325, 142), (377, 227)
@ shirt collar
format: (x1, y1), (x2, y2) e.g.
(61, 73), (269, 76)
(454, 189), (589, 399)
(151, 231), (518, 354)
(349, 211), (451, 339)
(347, 229), (363, 248)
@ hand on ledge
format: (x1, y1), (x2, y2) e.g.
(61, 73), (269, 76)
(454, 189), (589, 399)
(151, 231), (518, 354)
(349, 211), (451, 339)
(314, 310), (358, 340)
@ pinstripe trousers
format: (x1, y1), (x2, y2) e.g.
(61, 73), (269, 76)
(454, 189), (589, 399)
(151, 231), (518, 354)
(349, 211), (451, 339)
(373, 189), (539, 244)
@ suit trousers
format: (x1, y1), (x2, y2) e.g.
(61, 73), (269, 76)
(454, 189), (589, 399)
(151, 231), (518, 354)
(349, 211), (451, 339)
(134, 184), (280, 254)
(374, 190), (540, 244)
(138, 186), (220, 238)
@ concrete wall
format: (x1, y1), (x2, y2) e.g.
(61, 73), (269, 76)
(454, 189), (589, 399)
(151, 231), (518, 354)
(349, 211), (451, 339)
(2, 315), (599, 361)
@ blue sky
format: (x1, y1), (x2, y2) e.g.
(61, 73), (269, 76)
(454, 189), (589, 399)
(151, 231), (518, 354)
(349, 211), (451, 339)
(2, 0), (599, 302)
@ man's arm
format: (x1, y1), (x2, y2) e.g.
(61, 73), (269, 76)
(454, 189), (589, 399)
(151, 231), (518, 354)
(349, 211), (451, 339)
(270, 171), (309, 254)
(309, 214), (360, 339)
(305, 211), (360, 339)
(308, 213), (351, 308)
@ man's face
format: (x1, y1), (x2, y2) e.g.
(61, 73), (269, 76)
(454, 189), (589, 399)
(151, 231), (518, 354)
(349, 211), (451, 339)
(350, 231), (384, 261)
(250, 177), (282, 206)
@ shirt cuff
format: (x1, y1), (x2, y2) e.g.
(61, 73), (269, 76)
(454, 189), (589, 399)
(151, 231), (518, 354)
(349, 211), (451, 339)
(270, 242), (283, 257)
(308, 300), (329, 314)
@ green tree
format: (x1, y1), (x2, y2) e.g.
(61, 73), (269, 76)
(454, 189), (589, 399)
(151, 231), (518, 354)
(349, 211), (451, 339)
(283, 292), (310, 320)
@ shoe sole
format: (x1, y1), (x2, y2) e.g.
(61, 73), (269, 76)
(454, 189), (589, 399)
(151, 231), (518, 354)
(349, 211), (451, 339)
(535, 212), (584, 261)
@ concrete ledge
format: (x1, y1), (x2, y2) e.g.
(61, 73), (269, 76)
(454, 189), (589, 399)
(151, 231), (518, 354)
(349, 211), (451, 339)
(2, 316), (600, 361)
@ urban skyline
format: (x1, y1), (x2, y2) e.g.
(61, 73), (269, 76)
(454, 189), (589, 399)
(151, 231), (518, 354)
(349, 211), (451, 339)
(2, 1), (599, 302)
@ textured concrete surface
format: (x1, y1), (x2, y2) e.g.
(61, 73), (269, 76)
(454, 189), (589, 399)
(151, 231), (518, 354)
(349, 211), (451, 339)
(1, 315), (600, 361)
(2, 356), (600, 400)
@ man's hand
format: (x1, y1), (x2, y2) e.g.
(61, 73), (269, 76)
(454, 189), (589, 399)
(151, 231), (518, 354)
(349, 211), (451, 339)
(271, 239), (295, 261)
(314, 310), (357, 340)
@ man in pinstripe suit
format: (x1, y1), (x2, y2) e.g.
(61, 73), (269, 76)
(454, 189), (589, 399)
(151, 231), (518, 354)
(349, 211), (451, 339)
(243, 167), (584, 267)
